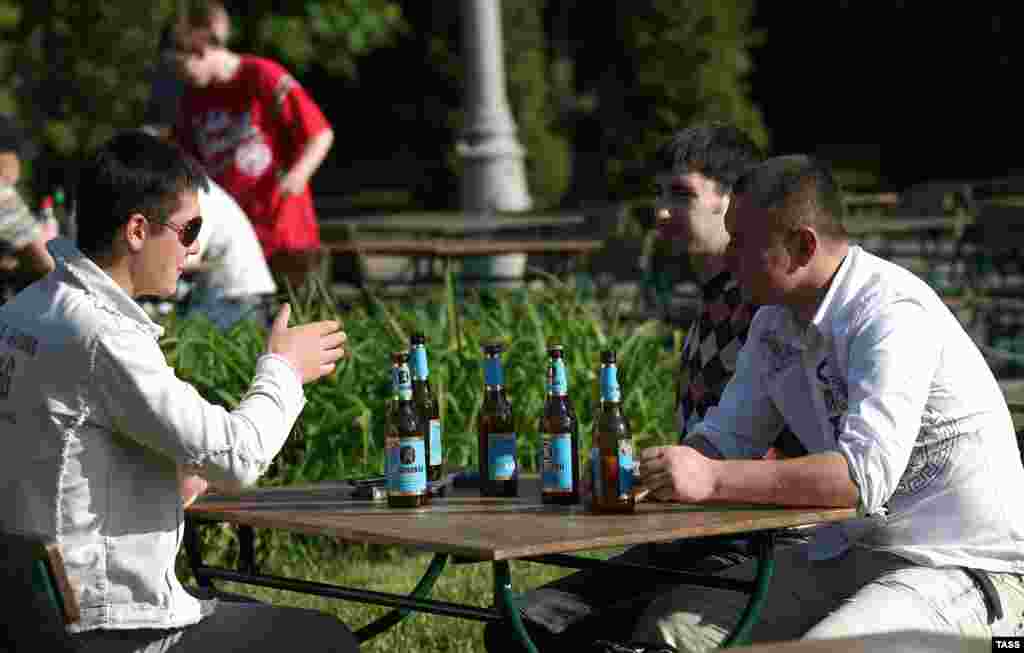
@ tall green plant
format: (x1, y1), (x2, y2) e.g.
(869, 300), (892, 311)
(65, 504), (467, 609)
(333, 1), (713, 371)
(161, 281), (681, 486)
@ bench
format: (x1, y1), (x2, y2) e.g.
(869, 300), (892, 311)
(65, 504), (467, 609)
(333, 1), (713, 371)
(0, 528), (79, 651)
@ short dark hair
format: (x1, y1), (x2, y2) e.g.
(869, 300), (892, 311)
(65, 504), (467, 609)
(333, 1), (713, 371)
(651, 122), (763, 193)
(734, 154), (848, 241)
(75, 131), (207, 258)
(184, 0), (227, 30)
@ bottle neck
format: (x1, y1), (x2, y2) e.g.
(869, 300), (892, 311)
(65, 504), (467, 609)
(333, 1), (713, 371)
(410, 345), (430, 381)
(392, 363), (413, 402)
(546, 358), (568, 397)
(600, 364), (621, 403)
(483, 357), (504, 387)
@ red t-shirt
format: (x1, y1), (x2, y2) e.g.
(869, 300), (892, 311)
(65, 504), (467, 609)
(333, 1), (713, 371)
(175, 55), (330, 257)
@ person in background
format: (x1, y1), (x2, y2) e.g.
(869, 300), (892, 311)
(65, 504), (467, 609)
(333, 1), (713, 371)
(632, 154), (1024, 650)
(484, 123), (805, 653)
(0, 114), (54, 302)
(171, 0), (334, 291)
(181, 164), (279, 329)
(143, 1), (231, 139)
(0, 130), (355, 652)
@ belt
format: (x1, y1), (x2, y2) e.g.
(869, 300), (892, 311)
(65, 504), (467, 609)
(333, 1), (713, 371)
(961, 566), (1003, 625)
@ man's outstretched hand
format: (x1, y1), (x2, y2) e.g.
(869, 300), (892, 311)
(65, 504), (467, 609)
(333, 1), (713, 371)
(267, 303), (347, 384)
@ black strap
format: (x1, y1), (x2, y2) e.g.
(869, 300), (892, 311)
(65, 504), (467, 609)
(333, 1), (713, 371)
(961, 566), (1003, 625)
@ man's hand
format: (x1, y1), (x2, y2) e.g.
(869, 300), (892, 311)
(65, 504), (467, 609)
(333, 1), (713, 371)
(267, 303), (347, 384)
(638, 445), (718, 503)
(178, 466), (209, 509)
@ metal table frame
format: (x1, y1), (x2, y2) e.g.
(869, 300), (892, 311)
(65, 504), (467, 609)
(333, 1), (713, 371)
(184, 518), (778, 651)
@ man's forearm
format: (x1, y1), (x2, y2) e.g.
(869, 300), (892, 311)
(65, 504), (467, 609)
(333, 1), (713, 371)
(683, 433), (725, 460)
(288, 128), (334, 187)
(709, 451), (859, 507)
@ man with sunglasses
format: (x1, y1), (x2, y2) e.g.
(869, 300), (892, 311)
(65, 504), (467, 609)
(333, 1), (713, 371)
(0, 130), (357, 652)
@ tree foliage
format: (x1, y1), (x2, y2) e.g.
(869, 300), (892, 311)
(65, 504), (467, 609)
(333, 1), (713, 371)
(0, 0), (767, 208)
(0, 0), (404, 187)
(552, 0), (768, 199)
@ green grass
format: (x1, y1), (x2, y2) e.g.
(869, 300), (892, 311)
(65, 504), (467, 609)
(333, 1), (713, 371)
(177, 532), (625, 652)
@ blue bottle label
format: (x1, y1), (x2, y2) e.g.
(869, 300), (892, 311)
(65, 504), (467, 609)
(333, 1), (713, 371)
(600, 365), (621, 402)
(484, 357), (504, 386)
(385, 435), (400, 492)
(488, 432), (517, 481)
(542, 432), (574, 492)
(396, 438), (426, 494)
(617, 440), (635, 496)
(547, 359), (568, 395)
(411, 345), (429, 380)
(429, 418), (443, 466)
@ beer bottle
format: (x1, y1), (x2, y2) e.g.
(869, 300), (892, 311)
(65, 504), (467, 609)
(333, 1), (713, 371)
(590, 350), (636, 513)
(478, 342), (517, 497)
(387, 351), (429, 508)
(540, 344), (580, 504)
(410, 333), (443, 483)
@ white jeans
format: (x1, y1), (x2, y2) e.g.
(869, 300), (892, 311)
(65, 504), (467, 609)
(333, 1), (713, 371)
(631, 545), (1024, 651)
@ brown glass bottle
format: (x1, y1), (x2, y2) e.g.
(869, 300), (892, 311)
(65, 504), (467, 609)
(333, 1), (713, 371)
(478, 343), (518, 497)
(590, 350), (636, 514)
(410, 333), (443, 483)
(383, 392), (397, 497)
(540, 345), (580, 504)
(387, 351), (430, 508)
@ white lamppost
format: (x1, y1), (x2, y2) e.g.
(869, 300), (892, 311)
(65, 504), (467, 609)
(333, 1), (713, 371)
(457, 0), (532, 283)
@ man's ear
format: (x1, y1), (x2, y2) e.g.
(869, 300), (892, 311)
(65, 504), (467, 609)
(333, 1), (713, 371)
(122, 213), (149, 252)
(792, 226), (817, 267)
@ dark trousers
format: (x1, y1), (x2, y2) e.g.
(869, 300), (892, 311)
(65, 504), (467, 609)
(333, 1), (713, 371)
(483, 534), (770, 653)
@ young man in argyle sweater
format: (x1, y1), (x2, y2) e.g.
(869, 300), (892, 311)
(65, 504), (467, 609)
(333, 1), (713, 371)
(484, 124), (804, 653)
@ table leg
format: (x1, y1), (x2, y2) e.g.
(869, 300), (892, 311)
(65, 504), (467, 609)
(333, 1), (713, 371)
(720, 531), (776, 648)
(354, 552), (450, 642)
(184, 516), (212, 591)
(493, 560), (539, 653)
(238, 525), (257, 576)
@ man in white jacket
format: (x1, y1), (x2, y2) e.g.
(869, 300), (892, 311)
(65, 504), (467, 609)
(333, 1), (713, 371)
(0, 131), (355, 651)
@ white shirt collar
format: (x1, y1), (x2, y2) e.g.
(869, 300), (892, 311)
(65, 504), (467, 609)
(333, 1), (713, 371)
(47, 237), (164, 339)
(775, 245), (859, 350)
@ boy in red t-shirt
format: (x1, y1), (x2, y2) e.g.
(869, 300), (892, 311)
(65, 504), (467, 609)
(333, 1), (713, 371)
(171, 2), (334, 290)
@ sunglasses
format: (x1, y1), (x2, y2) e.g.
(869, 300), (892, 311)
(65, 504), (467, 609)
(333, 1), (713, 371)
(146, 215), (203, 247)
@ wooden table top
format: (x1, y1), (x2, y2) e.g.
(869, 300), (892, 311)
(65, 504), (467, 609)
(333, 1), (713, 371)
(187, 478), (856, 561)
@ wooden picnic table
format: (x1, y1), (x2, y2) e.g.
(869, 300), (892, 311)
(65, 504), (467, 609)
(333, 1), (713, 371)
(186, 477), (855, 651)
(323, 236), (606, 285)
(320, 211), (587, 238)
(323, 236), (604, 258)
(844, 214), (970, 238)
